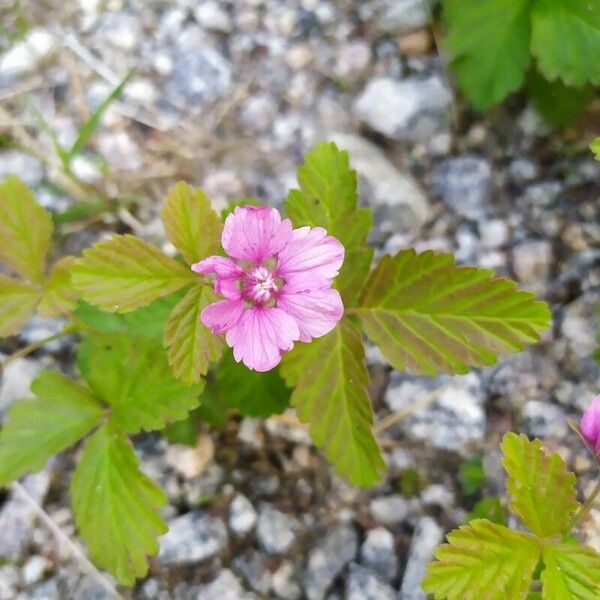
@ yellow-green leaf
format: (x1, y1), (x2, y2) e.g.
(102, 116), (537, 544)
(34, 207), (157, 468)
(355, 250), (551, 375)
(423, 519), (541, 600)
(0, 176), (53, 283)
(501, 432), (579, 538)
(541, 543), (600, 599)
(0, 275), (40, 337)
(72, 234), (195, 313)
(71, 423), (167, 585)
(0, 371), (104, 486)
(164, 284), (224, 384)
(281, 318), (384, 487)
(160, 181), (223, 265)
(591, 138), (600, 161)
(37, 256), (79, 317)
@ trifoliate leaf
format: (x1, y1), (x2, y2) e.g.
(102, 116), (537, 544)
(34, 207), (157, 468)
(284, 142), (373, 306)
(75, 291), (184, 341)
(77, 334), (202, 434)
(527, 73), (594, 127)
(531, 0), (600, 88)
(0, 371), (104, 486)
(0, 275), (40, 337)
(37, 256), (79, 318)
(72, 234), (195, 313)
(422, 519), (541, 600)
(355, 250), (551, 375)
(0, 176), (53, 283)
(71, 423), (167, 585)
(281, 318), (384, 487)
(591, 138), (600, 160)
(443, 0), (532, 109)
(160, 182), (223, 265)
(501, 432), (578, 538)
(213, 350), (291, 418)
(164, 284), (224, 384)
(541, 543), (600, 599)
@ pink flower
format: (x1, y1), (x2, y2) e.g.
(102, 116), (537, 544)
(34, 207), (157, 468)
(581, 394), (600, 454)
(192, 205), (345, 371)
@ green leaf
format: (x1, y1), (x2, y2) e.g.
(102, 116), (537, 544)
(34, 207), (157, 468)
(75, 291), (184, 341)
(195, 387), (230, 429)
(71, 423), (167, 585)
(541, 543), (600, 599)
(527, 73), (593, 127)
(160, 181), (223, 265)
(0, 176), (53, 283)
(68, 69), (134, 160)
(501, 432), (579, 538)
(591, 138), (600, 160)
(72, 234), (195, 313)
(466, 497), (507, 526)
(0, 371), (104, 486)
(164, 285), (224, 384)
(77, 333), (202, 434)
(459, 454), (486, 496)
(162, 412), (200, 446)
(443, 0), (532, 109)
(284, 142), (373, 306)
(355, 250), (551, 375)
(281, 318), (384, 487)
(214, 350), (291, 418)
(531, 0), (600, 88)
(422, 519), (541, 600)
(0, 275), (40, 337)
(37, 256), (79, 318)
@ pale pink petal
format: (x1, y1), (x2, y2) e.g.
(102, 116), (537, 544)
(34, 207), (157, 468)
(226, 307), (300, 371)
(222, 206), (293, 263)
(581, 394), (600, 454)
(282, 270), (334, 294)
(276, 226), (344, 281)
(278, 288), (344, 342)
(201, 299), (244, 334)
(192, 256), (243, 300)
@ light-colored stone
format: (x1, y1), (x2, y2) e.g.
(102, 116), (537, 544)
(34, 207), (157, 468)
(0, 29), (57, 77)
(256, 506), (300, 555)
(229, 494), (258, 535)
(166, 435), (214, 479)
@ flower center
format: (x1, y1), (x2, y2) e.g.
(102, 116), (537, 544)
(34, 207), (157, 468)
(244, 265), (281, 305)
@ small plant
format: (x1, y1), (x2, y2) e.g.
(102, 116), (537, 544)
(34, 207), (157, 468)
(0, 142), (552, 585)
(442, 0), (600, 126)
(423, 398), (600, 599)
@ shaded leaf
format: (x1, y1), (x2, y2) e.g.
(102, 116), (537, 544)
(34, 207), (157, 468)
(501, 432), (579, 538)
(214, 350), (291, 418)
(164, 285), (224, 384)
(0, 275), (40, 337)
(355, 250), (551, 375)
(531, 0), (600, 88)
(527, 73), (593, 127)
(0, 371), (104, 486)
(541, 543), (600, 599)
(443, 0), (531, 109)
(72, 234), (194, 313)
(0, 176), (53, 283)
(71, 423), (167, 585)
(466, 497), (507, 526)
(37, 256), (79, 317)
(591, 138), (600, 160)
(161, 181), (223, 265)
(281, 318), (384, 487)
(77, 333), (202, 434)
(422, 519), (541, 600)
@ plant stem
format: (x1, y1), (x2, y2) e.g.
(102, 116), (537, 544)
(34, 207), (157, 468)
(572, 477), (600, 528)
(0, 323), (78, 370)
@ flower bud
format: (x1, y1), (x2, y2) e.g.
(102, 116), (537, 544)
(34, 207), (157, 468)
(580, 394), (600, 454)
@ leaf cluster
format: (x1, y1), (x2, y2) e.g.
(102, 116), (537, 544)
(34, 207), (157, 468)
(423, 432), (600, 599)
(443, 0), (600, 125)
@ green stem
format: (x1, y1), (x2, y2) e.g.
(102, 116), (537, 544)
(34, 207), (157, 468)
(0, 323), (79, 370)
(572, 476), (600, 529)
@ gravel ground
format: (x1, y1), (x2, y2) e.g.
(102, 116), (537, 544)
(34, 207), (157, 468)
(0, 1), (599, 599)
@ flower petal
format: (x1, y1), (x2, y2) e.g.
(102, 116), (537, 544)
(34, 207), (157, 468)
(226, 307), (300, 371)
(222, 206), (293, 263)
(581, 394), (600, 454)
(192, 256), (243, 300)
(278, 287), (344, 342)
(201, 298), (244, 334)
(276, 226), (344, 281)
